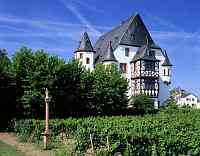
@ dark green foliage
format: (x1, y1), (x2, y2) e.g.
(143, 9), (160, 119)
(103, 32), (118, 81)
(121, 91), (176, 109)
(131, 95), (154, 114)
(88, 64), (128, 115)
(12, 47), (65, 118)
(52, 63), (128, 117)
(0, 49), (11, 75)
(0, 49), (16, 131)
(52, 59), (85, 117)
(15, 109), (200, 155)
(8, 47), (129, 118)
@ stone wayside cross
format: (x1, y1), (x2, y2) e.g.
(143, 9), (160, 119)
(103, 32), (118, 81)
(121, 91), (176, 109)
(43, 88), (51, 149)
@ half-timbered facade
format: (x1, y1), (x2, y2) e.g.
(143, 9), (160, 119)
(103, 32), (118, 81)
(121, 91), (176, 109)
(74, 13), (172, 107)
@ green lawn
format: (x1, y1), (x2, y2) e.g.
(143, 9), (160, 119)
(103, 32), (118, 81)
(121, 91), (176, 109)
(0, 141), (24, 156)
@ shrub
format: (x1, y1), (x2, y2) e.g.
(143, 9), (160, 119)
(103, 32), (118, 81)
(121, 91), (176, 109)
(130, 95), (155, 114)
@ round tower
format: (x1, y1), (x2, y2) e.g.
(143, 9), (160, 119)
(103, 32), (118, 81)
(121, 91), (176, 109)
(162, 50), (172, 85)
(74, 32), (95, 70)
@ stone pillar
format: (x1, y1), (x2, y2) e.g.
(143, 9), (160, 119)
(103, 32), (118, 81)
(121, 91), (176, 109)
(43, 88), (50, 149)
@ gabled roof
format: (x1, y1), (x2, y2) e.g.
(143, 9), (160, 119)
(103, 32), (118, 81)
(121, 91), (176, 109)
(162, 50), (172, 66)
(75, 32), (95, 52)
(181, 93), (199, 99)
(131, 44), (159, 62)
(102, 41), (117, 62)
(94, 13), (160, 63)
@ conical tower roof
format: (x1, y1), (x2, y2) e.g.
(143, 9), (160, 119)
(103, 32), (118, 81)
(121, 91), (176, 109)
(76, 32), (94, 52)
(102, 41), (117, 62)
(162, 50), (172, 66)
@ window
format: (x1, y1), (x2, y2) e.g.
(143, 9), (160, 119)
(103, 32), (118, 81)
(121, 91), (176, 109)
(125, 48), (130, 57)
(164, 68), (170, 76)
(168, 69), (170, 76)
(120, 63), (128, 73)
(79, 53), (83, 59)
(192, 98), (195, 101)
(144, 79), (155, 90)
(149, 50), (155, 57)
(86, 58), (90, 64)
(145, 61), (155, 71)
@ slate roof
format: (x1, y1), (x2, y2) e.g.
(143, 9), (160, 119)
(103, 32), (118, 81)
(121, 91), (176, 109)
(75, 32), (95, 52)
(162, 50), (172, 66)
(131, 44), (159, 62)
(94, 13), (160, 63)
(102, 41), (117, 62)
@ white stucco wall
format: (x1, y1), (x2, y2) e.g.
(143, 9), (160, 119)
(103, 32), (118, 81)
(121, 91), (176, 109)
(114, 45), (139, 96)
(103, 61), (118, 66)
(75, 51), (94, 70)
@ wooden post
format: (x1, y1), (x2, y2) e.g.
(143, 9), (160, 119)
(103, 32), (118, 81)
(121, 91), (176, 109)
(43, 88), (50, 149)
(90, 134), (94, 154)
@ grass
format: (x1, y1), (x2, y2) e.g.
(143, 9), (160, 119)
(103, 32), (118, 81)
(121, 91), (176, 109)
(0, 141), (24, 156)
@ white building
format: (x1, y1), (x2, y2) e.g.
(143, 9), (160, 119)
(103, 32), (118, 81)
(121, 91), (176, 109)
(177, 93), (200, 108)
(74, 13), (172, 108)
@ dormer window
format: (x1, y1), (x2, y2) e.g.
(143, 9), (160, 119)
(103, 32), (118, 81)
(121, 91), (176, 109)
(149, 50), (155, 57)
(125, 48), (130, 57)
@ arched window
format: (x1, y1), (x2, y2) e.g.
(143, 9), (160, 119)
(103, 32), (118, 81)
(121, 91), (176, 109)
(168, 69), (170, 76)
(164, 69), (166, 76)
(86, 58), (90, 64)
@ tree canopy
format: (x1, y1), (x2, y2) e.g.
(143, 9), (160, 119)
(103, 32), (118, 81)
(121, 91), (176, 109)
(2, 47), (129, 118)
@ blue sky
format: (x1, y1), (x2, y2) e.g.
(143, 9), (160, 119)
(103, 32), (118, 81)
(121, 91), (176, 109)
(0, 0), (200, 96)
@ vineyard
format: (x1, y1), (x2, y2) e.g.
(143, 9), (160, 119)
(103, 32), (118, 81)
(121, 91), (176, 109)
(14, 108), (200, 156)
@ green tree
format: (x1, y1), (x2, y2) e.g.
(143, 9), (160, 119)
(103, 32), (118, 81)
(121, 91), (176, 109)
(0, 49), (11, 75)
(91, 64), (128, 115)
(12, 47), (65, 118)
(52, 59), (85, 117)
(131, 95), (154, 114)
(0, 49), (16, 130)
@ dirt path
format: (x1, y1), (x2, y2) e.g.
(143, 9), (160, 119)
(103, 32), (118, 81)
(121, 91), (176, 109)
(0, 133), (53, 156)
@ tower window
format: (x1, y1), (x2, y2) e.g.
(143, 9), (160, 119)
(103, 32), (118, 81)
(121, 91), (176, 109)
(168, 69), (170, 76)
(164, 69), (170, 76)
(86, 58), (90, 64)
(79, 53), (83, 59)
(120, 63), (128, 73)
(164, 69), (166, 76)
(125, 48), (130, 57)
